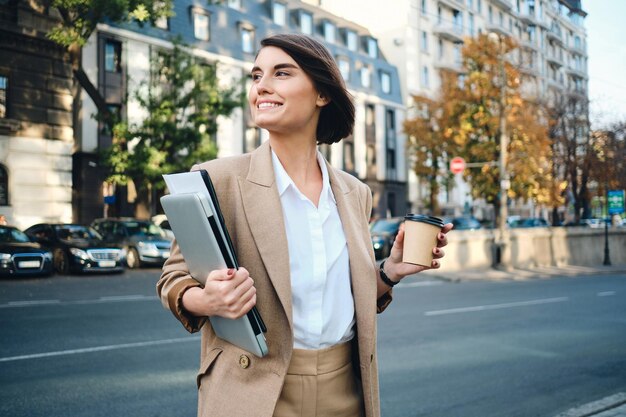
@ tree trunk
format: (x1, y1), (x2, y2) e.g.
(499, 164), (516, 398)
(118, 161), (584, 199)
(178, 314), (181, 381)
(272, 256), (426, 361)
(134, 182), (152, 220)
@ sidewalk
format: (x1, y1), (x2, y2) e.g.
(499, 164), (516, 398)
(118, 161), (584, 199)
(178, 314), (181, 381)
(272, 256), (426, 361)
(416, 263), (626, 283)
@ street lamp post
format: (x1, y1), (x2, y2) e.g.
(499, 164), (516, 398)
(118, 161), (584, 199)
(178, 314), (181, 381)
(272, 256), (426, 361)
(490, 32), (510, 268)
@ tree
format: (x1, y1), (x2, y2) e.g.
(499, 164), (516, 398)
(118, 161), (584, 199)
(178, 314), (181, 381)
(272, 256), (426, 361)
(43, 0), (173, 128)
(101, 41), (244, 217)
(404, 71), (461, 215)
(547, 92), (593, 222)
(590, 121), (626, 196)
(452, 34), (552, 221)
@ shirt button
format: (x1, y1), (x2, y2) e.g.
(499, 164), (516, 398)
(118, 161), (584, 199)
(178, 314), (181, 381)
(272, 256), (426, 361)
(239, 354), (250, 369)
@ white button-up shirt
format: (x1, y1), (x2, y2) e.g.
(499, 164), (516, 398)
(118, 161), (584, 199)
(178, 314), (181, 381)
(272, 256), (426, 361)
(271, 150), (355, 349)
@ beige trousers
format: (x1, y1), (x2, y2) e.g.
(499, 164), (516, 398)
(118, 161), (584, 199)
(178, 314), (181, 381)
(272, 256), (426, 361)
(273, 341), (365, 417)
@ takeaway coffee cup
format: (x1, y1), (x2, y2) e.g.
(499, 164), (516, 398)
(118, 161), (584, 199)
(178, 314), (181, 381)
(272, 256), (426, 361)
(402, 214), (445, 267)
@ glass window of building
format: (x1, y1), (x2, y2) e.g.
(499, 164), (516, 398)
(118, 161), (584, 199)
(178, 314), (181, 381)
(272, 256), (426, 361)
(421, 0), (427, 14)
(477, 0), (482, 13)
(300, 12), (313, 35)
(338, 57), (350, 80)
(273, 2), (286, 26)
(193, 11), (210, 41)
(360, 66), (371, 88)
(0, 75), (7, 119)
(367, 38), (377, 58)
(324, 21), (336, 43)
(488, 5), (493, 22)
(241, 27), (255, 53)
(422, 66), (429, 88)
(228, 0), (241, 9)
(438, 38), (444, 59)
(421, 31), (428, 52)
(346, 30), (358, 51)
(380, 71), (391, 94)
(343, 141), (355, 172)
(0, 164), (7, 206)
(469, 13), (475, 35)
(105, 40), (122, 72)
(467, 0), (473, 9)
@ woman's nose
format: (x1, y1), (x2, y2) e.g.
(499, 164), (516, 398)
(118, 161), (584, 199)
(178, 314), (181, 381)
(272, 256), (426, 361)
(255, 76), (272, 94)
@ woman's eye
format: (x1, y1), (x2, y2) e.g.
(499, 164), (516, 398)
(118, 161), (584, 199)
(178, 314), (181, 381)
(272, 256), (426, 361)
(251, 73), (262, 81)
(275, 71), (289, 77)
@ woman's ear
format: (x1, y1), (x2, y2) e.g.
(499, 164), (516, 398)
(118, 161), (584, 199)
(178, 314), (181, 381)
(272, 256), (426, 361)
(316, 94), (330, 107)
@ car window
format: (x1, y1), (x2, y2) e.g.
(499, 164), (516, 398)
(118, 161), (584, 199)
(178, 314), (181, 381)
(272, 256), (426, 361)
(54, 225), (102, 241)
(370, 219), (401, 234)
(0, 227), (31, 243)
(122, 221), (165, 238)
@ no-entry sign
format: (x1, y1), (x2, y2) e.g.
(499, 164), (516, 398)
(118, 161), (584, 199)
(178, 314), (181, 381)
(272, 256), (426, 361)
(450, 157), (466, 174)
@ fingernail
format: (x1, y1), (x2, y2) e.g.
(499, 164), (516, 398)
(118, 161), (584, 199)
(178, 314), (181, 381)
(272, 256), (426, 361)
(434, 248), (440, 255)
(438, 233), (444, 239)
(227, 268), (235, 276)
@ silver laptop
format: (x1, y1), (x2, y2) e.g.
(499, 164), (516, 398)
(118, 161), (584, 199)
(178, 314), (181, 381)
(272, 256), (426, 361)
(160, 192), (268, 357)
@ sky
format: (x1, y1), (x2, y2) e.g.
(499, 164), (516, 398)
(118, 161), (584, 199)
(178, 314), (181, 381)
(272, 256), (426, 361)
(584, 1), (626, 129)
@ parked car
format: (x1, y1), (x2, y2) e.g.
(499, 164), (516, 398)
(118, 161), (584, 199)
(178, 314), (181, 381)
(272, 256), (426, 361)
(91, 218), (172, 268)
(370, 217), (404, 260)
(0, 225), (53, 277)
(509, 217), (550, 228)
(24, 223), (124, 274)
(443, 216), (483, 231)
(151, 214), (174, 239)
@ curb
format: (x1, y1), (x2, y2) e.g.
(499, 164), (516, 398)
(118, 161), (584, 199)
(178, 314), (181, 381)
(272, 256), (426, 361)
(555, 393), (626, 417)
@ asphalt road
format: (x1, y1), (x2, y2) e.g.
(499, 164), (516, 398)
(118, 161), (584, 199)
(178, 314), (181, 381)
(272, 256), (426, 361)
(0, 269), (624, 417)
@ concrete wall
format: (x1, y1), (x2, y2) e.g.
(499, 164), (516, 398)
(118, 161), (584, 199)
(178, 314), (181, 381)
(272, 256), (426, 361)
(438, 227), (626, 272)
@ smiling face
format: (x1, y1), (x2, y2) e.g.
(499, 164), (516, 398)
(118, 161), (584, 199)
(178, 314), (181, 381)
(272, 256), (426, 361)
(248, 46), (328, 139)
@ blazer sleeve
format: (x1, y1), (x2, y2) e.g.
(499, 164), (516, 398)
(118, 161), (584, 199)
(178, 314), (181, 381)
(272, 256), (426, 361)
(157, 238), (208, 333)
(361, 183), (393, 313)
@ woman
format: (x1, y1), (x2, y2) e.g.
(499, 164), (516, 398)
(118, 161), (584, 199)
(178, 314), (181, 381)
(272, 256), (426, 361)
(157, 33), (452, 417)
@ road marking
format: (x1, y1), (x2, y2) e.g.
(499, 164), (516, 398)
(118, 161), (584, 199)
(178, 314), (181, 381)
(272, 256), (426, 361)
(0, 336), (201, 363)
(597, 291), (616, 297)
(7, 299), (60, 307)
(398, 280), (444, 288)
(424, 297), (569, 316)
(0, 295), (157, 309)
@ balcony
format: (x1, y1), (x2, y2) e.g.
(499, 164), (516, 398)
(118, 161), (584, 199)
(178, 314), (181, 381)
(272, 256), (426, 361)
(519, 63), (539, 77)
(433, 23), (464, 43)
(569, 43), (586, 55)
(434, 60), (465, 73)
(491, 0), (513, 10)
(519, 39), (539, 51)
(546, 29), (564, 45)
(437, 0), (464, 11)
(566, 66), (588, 79)
(517, 9), (536, 24)
(484, 23), (511, 37)
(546, 54), (565, 68)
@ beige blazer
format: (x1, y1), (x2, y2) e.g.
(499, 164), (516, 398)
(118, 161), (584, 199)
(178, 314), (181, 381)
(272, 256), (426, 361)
(157, 141), (392, 417)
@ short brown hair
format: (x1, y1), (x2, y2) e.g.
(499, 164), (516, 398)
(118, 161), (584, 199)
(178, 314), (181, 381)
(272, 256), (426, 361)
(259, 34), (355, 144)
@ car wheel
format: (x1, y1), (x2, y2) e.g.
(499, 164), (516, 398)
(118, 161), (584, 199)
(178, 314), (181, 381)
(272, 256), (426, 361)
(126, 248), (141, 269)
(53, 249), (69, 275)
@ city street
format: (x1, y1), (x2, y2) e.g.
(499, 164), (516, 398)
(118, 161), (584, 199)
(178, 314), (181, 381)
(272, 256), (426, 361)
(0, 269), (624, 417)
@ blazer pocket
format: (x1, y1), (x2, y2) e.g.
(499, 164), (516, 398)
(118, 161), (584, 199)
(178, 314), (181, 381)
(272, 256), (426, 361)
(196, 347), (223, 389)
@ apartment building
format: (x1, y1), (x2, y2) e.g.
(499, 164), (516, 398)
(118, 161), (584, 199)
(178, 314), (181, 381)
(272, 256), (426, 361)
(314, 0), (588, 217)
(0, 2), (74, 229)
(75, 0), (406, 223)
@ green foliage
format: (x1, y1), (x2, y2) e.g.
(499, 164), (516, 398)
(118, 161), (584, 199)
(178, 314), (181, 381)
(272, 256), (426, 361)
(100, 40), (244, 192)
(47, 0), (173, 47)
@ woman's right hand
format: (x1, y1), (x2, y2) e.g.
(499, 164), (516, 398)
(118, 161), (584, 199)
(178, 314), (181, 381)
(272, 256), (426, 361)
(181, 267), (257, 319)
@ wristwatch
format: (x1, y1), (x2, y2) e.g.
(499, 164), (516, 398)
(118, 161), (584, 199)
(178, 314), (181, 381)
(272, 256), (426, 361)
(379, 260), (399, 287)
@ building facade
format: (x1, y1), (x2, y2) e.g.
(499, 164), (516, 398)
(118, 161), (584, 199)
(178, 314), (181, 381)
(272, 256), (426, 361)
(74, 0), (406, 224)
(314, 0), (588, 219)
(0, 1), (74, 230)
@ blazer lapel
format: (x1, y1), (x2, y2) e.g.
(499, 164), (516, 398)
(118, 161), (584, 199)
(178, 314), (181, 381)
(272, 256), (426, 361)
(327, 164), (377, 350)
(239, 141), (293, 327)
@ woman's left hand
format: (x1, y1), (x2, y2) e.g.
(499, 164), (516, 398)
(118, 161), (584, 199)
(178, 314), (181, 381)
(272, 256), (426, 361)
(384, 222), (454, 282)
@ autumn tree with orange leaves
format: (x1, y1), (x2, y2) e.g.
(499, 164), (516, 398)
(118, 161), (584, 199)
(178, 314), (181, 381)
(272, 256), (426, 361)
(405, 34), (554, 220)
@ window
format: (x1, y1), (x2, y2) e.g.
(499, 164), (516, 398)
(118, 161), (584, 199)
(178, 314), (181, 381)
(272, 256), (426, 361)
(0, 165), (7, 206)
(104, 40), (122, 72)
(360, 66), (371, 88)
(438, 38), (444, 59)
(154, 1), (168, 29)
(488, 6), (493, 23)
(300, 12), (313, 35)
(367, 38), (377, 58)
(338, 57), (350, 80)
(499, 11), (504, 26)
(422, 66), (429, 88)
(380, 71), (391, 94)
(227, 0), (241, 9)
(469, 13), (475, 35)
(421, 0), (427, 14)
(0, 75), (7, 119)
(343, 141), (355, 172)
(193, 11), (210, 41)
(241, 27), (255, 53)
(273, 3), (286, 26)
(346, 30), (358, 51)
(421, 31), (428, 52)
(323, 21), (336, 43)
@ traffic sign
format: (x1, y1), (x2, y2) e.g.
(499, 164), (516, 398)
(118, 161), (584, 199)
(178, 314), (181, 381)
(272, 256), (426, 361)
(608, 190), (625, 215)
(450, 157), (466, 174)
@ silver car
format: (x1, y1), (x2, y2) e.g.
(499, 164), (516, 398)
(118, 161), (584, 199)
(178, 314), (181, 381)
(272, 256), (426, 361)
(91, 218), (172, 268)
